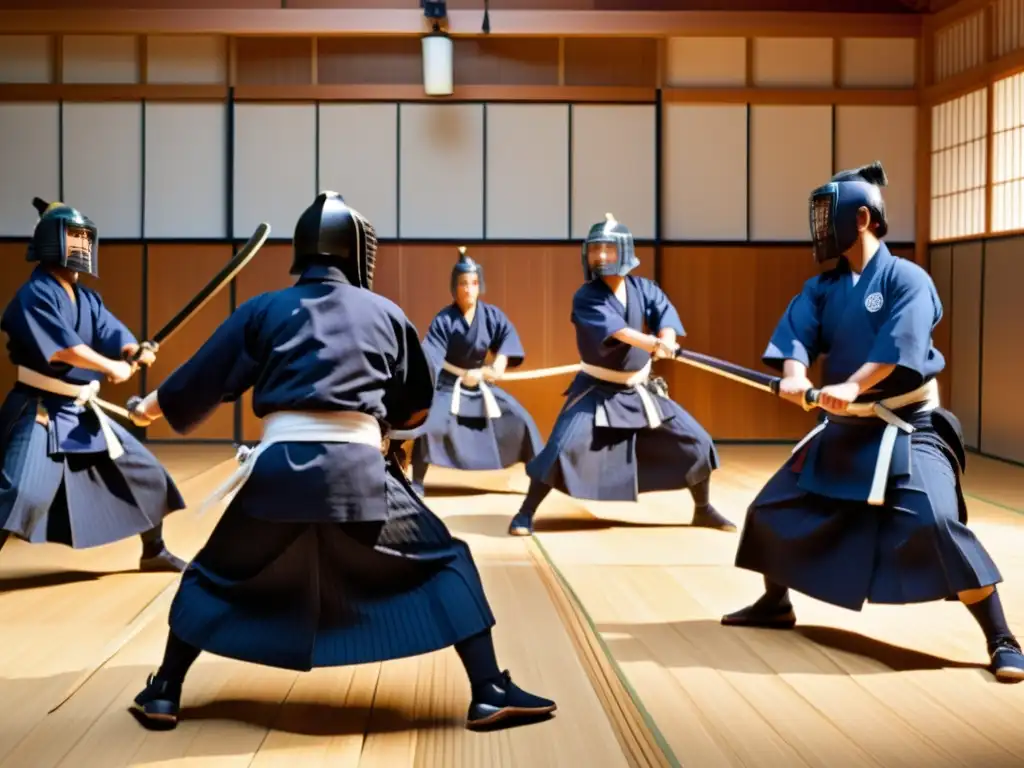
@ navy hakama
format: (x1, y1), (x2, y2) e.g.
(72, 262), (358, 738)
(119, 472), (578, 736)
(415, 302), (542, 472)
(154, 266), (496, 671)
(0, 267), (184, 548)
(734, 245), (1000, 610)
(526, 276), (718, 502)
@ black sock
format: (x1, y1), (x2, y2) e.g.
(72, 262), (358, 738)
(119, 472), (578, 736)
(156, 631), (202, 685)
(518, 480), (552, 518)
(965, 590), (1016, 650)
(139, 523), (167, 558)
(689, 478), (710, 509)
(455, 629), (502, 688)
(760, 577), (792, 610)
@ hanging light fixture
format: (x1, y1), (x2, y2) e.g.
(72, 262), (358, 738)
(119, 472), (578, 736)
(421, 1), (453, 96)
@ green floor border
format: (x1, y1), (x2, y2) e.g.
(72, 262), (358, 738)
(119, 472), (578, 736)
(530, 534), (683, 768)
(965, 490), (1024, 517)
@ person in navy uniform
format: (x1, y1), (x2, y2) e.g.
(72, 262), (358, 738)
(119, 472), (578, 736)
(409, 248), (542, 495)
(127, 192), (556, 730)
(722, 162), (1024, 682)
(508, 213), (734, 536)
(0, 198), (185, 572)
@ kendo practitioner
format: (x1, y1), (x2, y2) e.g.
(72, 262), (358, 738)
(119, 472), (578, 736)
(721, 162), (1024, 682)
(508, 214), (734, 536)
(0, 199), (185, 571)
(409, 248), (543, 495)
(127, 192), (556, 730)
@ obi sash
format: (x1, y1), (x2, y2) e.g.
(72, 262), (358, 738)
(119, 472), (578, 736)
(441, 360), (502, 419)
(579, 359), (662, 429)
(792, 379), (940, 506)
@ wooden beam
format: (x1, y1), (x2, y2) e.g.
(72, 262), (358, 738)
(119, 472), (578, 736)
(923, 46), (1024, 104)
(232, 84), (656, 103)
(0, 9), (924, 38)
(663, 87), (918, 106)
(928, 0), (991, 30)
(0, 84), (228, 101)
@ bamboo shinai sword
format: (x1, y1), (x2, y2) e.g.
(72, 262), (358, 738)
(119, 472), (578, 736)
(672, 347), (821, 409)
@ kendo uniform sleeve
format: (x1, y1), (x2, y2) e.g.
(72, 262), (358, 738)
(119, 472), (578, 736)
(637, 278), (686, 336)
(157, 299), (262, 435)
(5, 285), (84, 363)
(487, 306), (525, 368)
(88, 292), (138, 360)
(866, 266), (940, 389)
(572, 287), (627, 348)
(421, 313), (451, 373)
(763, 277), (823, 372)
(383, 315), (436, 428)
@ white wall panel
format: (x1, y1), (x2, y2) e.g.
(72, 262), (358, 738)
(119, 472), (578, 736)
(664, 37), (746, 87)
(399, 104), (484, 239)
(662, 104), (747, 241)
(319, 103), (398, 239)
(0, 104), (60, 237)
(749, 105), (832, 241)
(62, 35), (138, 84)
(753, 38), (833, 88)
(0, 36), (52, 83)
(234, 104), (316, 239)
(571, 105), (656, 240)
(486, 104), (568, 239)
(835, 105), (917, 242)
(146, 35), (226, 84)
(841, 38), (916, 88)
(62, 102), (142, 238)
(145, 103), (226, 239)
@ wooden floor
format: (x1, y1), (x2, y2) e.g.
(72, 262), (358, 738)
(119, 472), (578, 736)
(2, 445), (1024, 766)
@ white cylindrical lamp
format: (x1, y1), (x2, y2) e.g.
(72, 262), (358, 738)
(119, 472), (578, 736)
(422, 31), (454, 96)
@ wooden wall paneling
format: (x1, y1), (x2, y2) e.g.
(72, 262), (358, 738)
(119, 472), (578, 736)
(234, 37), (313, 86)
(659, 245), (818, 441)
(0, 35), (52, 83)
(82, 243), (144, 408)
(61, 35), (138, 84)
(453, 38), (559, 86)
(663, 37), (746, 88)
(979, 235), (1024, 462)
(662, 104), (747, 241)
(316, 37), (422, 85)
(398, 104), (484, 239)
(144, 102), (227, 239)
(485, 103), (569, 240)
(752, 37), (833, 88)
(145, 244), (234, 441)
(145, 35), (227, 84)
(318, 103), (398, 239)
(571, 104), (656, 239)
(62, 102), (142, 238)
(950, 241), (983, 449)
(0, 102), (60, 237)
(235, 244), (293, 442)
(563, 38), (658, 88)
(749, 105), (833, 241)
(233, 103), (316, 239)
(834, 105), (917, 242)
(928, 244), (953, 410)
(839, 38), (917, 88)
(0, 243), (36, 399)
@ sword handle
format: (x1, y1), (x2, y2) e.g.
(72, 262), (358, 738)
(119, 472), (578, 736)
(804, 388), (821, 408)
(125, 396), (152, 427)
(123, 341), (158, 365)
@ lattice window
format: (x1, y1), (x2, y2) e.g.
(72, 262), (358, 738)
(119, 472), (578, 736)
(934, 12), (986, 83)
(930, 88), (988, 240)
(993, 0), (1024, 59)
(993, 72), (1024, 232)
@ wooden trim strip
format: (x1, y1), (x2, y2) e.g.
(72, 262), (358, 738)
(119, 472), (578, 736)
(0, 9), (923, 38)
(0, 84), (229, 101)
(526, 536), (678, 768)
(663, 87), (918, 106)
(927, 0), (992, 32)
(924, 47), (1024, 104)
(233, 84), (657, 103)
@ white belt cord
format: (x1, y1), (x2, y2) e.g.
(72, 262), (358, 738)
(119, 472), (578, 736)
(791, 380), (940, 506)
(195, 410), (383, 516)
(17, 366), (125, 460)
(442, 361), (502, 419)
(580, 360), (662, 429)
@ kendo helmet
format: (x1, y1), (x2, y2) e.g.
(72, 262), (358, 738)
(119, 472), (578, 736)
(450, 246), (485, 297)
(809, 161), (889, 264)
(581, 213), (640, 281)
(26, 197), (99, 278)
(291, 191), (378, 290)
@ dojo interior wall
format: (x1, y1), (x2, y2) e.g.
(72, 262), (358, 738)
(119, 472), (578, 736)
(0, 31), (921, 443)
